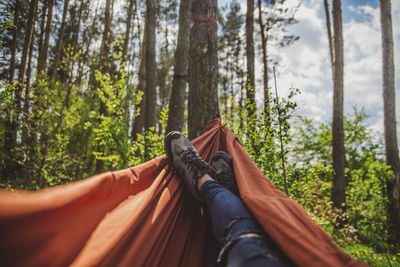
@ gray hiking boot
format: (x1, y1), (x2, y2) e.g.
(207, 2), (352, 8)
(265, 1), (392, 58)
(211, 151), (239, 196)
(164, 131), (215, 205)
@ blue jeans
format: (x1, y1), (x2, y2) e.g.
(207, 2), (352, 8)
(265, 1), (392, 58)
(200, 180), (292, 267)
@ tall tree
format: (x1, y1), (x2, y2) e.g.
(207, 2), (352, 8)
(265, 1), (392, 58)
(16, 0), (38, 110)
(245, 0), (255, 113)
(257, 0), (298, 119)
(380, 0), (400, 241)
(257, 0), (268, 117)
(188, 0), (219, 139)
(132, 25), (147, 139)
(218, 1), (243, 123)
(324, 0), (334, 71)
(50, 0), (70, 80)
(37, 0), (55, 74)
(95, 0), (113, 174)
(166, 0), (191, 133)
(9, 0), (20, 83)
(330, 0), (346, 208)
(122, 0), (136, 64)
(144, 0), (157, 130)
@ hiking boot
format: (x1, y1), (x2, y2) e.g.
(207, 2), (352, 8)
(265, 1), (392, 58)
(211, 151), (239, 196)
(165, 131), (215, 205)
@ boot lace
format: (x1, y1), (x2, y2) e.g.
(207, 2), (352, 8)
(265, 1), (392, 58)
(180, 148), (214, 179)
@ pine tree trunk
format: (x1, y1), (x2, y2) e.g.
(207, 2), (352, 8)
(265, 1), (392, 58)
(122, 0), (136, 64)
(37, 0), (54, 74)
(22, 35), (35, 144)
(95, 0), (112, 174)
(331, 0), (346, 208)
(37, 2), (47, 68)
(132, 25), (146, 139)
(246, 0), (255, 113)
(188, 0), (219, 139)
(9, 0), (20, 84)
(323, 0), (334, 71)
(70, 0), (85, 83)
(166, 0), (191, 133)
(144, 0), (157, 130)
(16, 0), (38, 110)
(380, 0), (400, 242)
(4, 0), (38, 181)
(50, 0), (70, 80)
(258, 0), (270, 120)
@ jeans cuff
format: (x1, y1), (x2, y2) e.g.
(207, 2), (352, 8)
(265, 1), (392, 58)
(217, 231), (266, 264)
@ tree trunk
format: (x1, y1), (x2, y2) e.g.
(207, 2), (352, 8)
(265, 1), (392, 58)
(100, 0), (112, 73)
(144, 0), (157, 130)
(323, 0), (334, 71)
(380, 0), (400, 242)
(70, 0), (85, 83)
(37, 0), (55, 74)
(188, 0), (219, 139)
(16, 0), (38, 110)
(331, 0), (346, 208)
(24, 33), (35, 115)
(132, 25), (146, 139)
(22, 33), (35, 144)
(9, 0), (20, 84)
(37, 1), (47, 70)
(95, 0), (113, 174)
(166, 0), (191, 133)
(50, 0), (70, 80)
(258, 0), (270, 120)
(246, 0), (255, 113)
(122, 0), (136, 64)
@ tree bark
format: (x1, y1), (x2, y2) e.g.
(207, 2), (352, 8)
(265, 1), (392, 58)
(50, 0), (70, 80)
(144, 0), (157, 130)
(323, 0), (334, 72)
(380, 0), (400, 241)
(132, 25), (146, 139)
(258, 0), (270, 120)
(9, 0), (20, 84)
(37, 2), (47, 69)
(70, 0), (85, 83)
(16, 0), (38, 110)
(37, 0), (55, 74)
(122, 0), (136, 64)
(246, 0), (255, 113)
(166, 0), (191, 133)
(95, 0), (113, 174)
(331, 0), (346, 208)
(188, 0), (219, 139)
(22, 33), (35, 144)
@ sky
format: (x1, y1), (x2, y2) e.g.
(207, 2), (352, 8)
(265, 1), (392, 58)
(219, 0), (400, 144)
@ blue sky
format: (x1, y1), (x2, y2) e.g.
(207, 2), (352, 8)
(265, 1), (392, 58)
(219, 0), (400, 144)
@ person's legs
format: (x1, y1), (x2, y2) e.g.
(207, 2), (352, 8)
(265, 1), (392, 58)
(200, 178), (289, 266)
(164, 132), (290, 266)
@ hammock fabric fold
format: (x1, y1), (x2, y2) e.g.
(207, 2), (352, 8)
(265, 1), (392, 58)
(0, 118), (366, 267)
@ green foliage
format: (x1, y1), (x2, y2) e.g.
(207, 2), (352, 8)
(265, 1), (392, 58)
(290, 109), (397, 250)
(347, 157), (394, 249)
(234, 86), (299, 191)
(0, 83), (15, 104)
(289, 163), (360, 245)
(0, 66), (166, 189)
(0, 17), (14, 50)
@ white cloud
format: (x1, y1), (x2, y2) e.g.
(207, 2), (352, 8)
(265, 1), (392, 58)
(219, 0), (400, 145)
(273, 1), (332, 121)
(274, 0), (400, 145)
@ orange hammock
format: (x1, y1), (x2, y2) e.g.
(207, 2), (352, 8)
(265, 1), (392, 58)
(0, 119), (367, 267)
